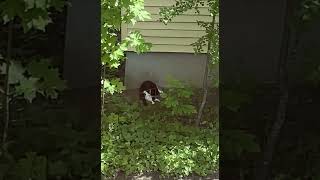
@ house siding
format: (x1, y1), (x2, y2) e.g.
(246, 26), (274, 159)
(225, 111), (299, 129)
(121, 0), (214, 53)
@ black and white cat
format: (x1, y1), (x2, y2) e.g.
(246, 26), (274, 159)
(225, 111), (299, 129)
(139, 81), (163, 105)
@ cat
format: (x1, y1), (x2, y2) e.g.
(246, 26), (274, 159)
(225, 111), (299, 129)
(139, 80), (162, 106)
(143, 90), (155, 104)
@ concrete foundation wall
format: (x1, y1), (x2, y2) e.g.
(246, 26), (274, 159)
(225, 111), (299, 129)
(124, 52), (208, 89)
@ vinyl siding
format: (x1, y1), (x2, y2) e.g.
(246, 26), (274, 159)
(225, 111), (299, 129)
(121, 0), (216, 53)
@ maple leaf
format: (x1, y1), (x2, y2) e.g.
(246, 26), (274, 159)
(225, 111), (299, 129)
(26, 59), (66, 98)
(26, 59), (52, 77)
(15, 77), (39, 103)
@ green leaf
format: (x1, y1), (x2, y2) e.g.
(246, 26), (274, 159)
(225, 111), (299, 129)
(14, 152), (46, 180)
(0, 0), (25, 22)
(29, 16), (52, 31)
(26, 59), (66, 98)
(15, 77), (39, 103)
(103, 78), (126, 94)
(35, 0), (47, 9)
(49, 160), (68, 176)
(0, 61), (26, 84)
(26, 59), (52, 77)
(24, 0), (35, 10)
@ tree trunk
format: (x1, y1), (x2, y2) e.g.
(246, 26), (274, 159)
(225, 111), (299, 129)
(196, 52), (210, 126)
(255, 0), (299, 179)
(195, 16), (215, 126)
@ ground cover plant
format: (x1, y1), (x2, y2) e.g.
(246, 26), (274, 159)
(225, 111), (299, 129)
(100, 0), (220, 178)
(101, 87), (219, 178)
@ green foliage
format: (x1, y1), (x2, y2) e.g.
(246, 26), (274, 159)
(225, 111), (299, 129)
(103, 93), (141, 116)
(2, 135), (98, 179)
(102, 31), (151, 69)
(159, 0), (218, 22)
(101, 113), (219, 177)
(0, 1), (84, 179)
(102, 93), (219, 178)
(101, 0), (219, 178)
(102, 78), (126, 95)
(222, 90), (252, 112)
(0, 107), (100, 179)
(306, 65), (320, 86)
(0, 60), (25, 84)
(0, 0), (68, 32)
(101, 0), (152, 95)
(300, 0), (320, 22)
(201, 106), (219, 129)
(161, 77), (197, 117)
(0, 59), (66, 102)
(11, 152), (46, 180)
(274, 174), (301, 180)
(0, 0), (68, 103)
(221, 130), (260, 160)
(14, 77), (39, 102)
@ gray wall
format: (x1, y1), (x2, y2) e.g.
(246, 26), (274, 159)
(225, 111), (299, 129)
(124, 52), (208, 89)
(221, 0), (286, 83)
(63, 0), (100, 88)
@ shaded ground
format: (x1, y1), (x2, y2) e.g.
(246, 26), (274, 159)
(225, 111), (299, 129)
(103, 171), (219, 180)
(123, 88), (218, 106)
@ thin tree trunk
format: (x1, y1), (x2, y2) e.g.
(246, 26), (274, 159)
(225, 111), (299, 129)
(196, 49), (210, 126)
(255, 0), (298, 179)
(195, 16), (215, 126)
(2, 20), (13, 152)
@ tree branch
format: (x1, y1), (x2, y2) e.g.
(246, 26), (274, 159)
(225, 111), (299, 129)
(2, 20), (13, 153)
